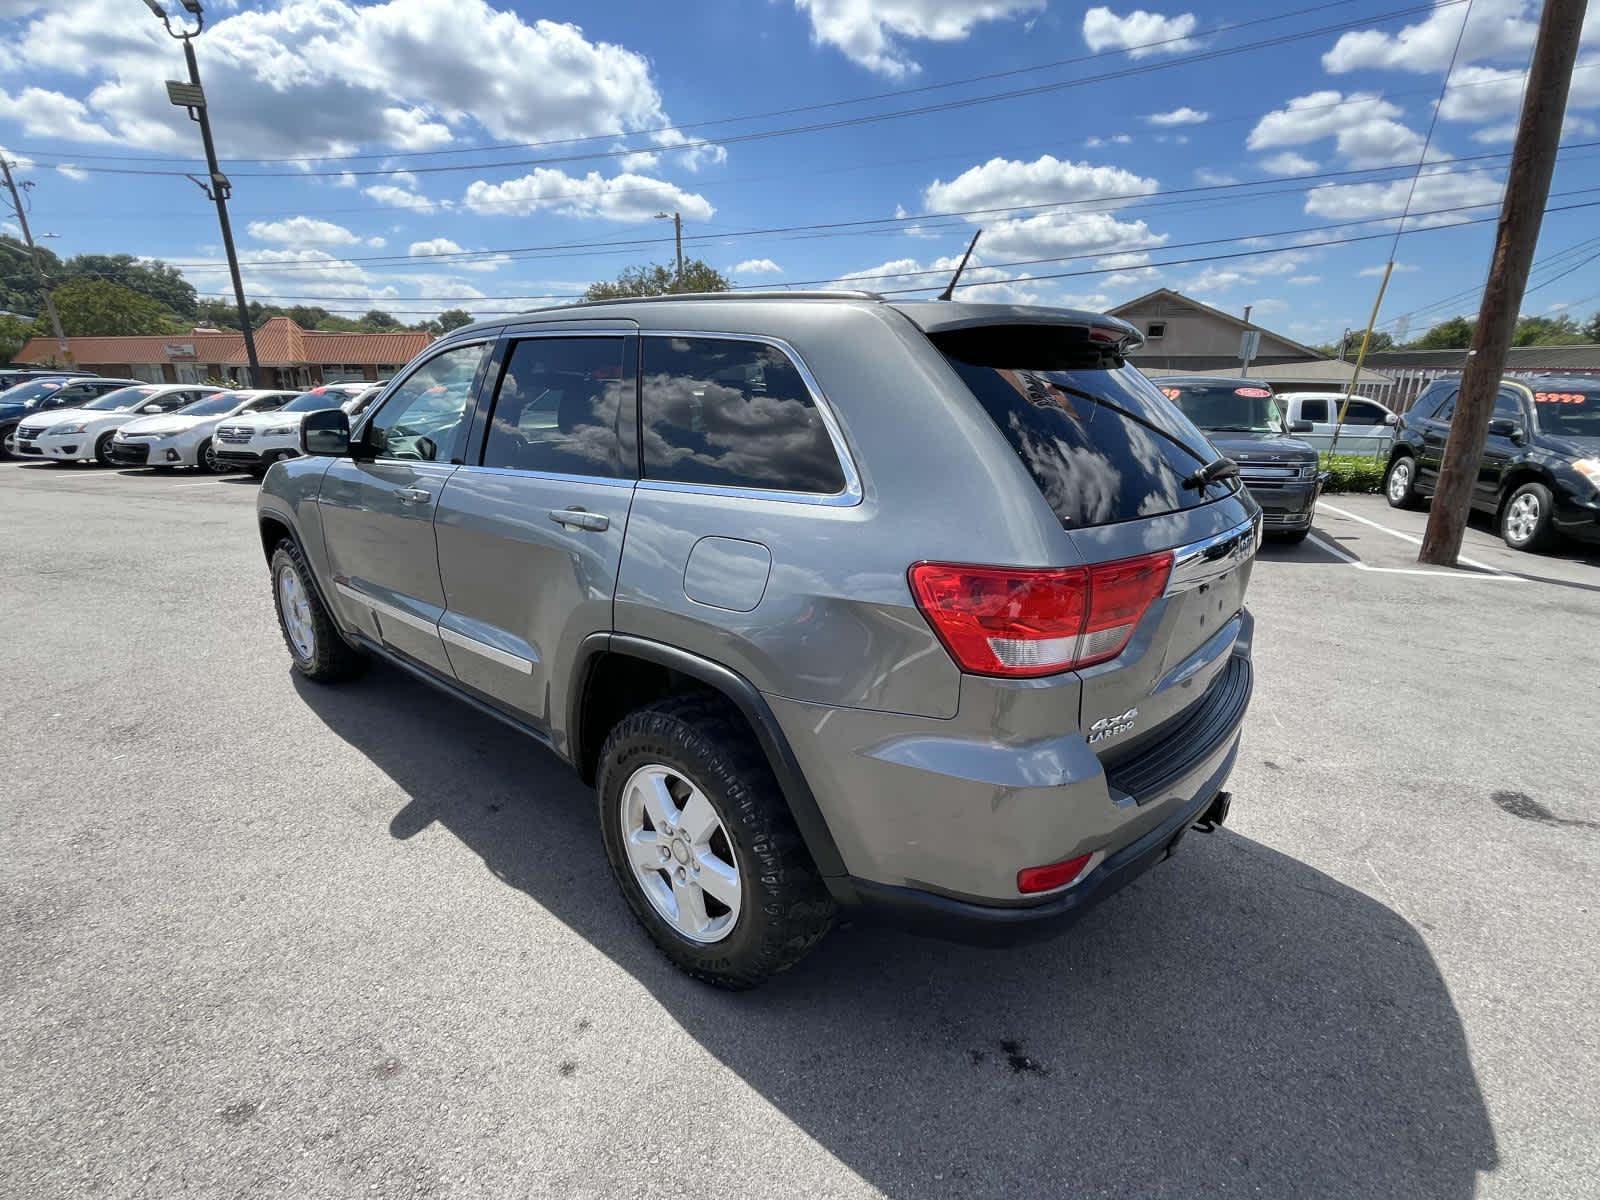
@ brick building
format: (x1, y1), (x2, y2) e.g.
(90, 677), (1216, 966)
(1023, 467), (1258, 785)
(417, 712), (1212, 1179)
(12, 317), (432, 389)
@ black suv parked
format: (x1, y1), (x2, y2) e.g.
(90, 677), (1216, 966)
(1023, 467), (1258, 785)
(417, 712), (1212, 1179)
(1384, 375), (1600, 552)
(1155, 377), (1321, 543)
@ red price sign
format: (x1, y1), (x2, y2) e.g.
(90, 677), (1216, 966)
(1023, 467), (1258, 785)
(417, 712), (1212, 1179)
(1160, 387), (1181, 401)
(1533, 391), (1586, 404)
(1234, 387), (1271, 398)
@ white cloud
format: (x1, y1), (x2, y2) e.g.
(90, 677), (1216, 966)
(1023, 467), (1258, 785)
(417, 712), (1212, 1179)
(1146, 106), (1208, 126)
(1440, 58), (1600, 131)
(794, 0), (1044, 78)
(461, 168), (713, 222)
(363, 181), (447, 210)
(1194, 168), (1239, 186)
(835, 253), (1046, 304)
(333, 172), (358, 189)
(1082, 7), (1199, 58)
(1322, 0), (1539, 75)
(1359, 263), (1419, 276)
(1288, 275), (1322, 285)
(734, 258), (783, 275)
(1261, 151), (1319, 175)
(1470, 113), (1597, 143)
(366, 236), (387, 249)
(405, 237), (510, 272)
(1304, 167), (1504, 227)
(247, 216), (364, 247)
(1248, 90), (1429, 167)
(55, 164), (87, 181)
(0, 0), (713, 163)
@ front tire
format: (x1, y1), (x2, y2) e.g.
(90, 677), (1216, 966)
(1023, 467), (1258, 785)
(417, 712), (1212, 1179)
(1501, 481), (1557, 552)
(197, 438), (224, 474)
(269, 540), (366, 682)
(1384, 454), (1422, 509)
(93, 432), (115, 467)
(597, 694), (834, 989)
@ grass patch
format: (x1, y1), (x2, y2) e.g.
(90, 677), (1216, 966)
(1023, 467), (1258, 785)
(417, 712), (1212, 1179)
(1319, 454), (1387, 494)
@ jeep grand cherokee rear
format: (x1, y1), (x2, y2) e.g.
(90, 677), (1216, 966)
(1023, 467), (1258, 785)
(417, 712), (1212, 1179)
(259, 293), (1257, 988)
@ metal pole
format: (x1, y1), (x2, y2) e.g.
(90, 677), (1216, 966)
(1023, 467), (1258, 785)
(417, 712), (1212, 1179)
(1239, 305), (1253, 379)
(1328, 261), (1396, 460)
(1419, 0), (1588, 566)
(1, 158), (66, 349)
(182, 37), (259, 386)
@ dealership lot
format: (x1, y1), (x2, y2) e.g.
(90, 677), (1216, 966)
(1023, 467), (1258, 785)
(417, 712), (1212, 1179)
(2, 461), (1597, 1199)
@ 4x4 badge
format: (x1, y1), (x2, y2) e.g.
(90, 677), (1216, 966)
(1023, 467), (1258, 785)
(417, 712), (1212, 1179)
(1088, 707), (1139, 743)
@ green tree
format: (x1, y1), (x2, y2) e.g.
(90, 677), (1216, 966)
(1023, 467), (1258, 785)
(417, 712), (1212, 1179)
(360, 308), (401, 330)
(0, 237), (61, 316)
(436, 308), (474, 332)
(1411, 316), (1475, 349)
(583, 258), (730, 301)
(53, 279), (179, 336)
(0, 312), (34, 363)
(1584, 311), (1600, 343)
(57, 254), (196, 318)
(1511, 313), (1584, 345)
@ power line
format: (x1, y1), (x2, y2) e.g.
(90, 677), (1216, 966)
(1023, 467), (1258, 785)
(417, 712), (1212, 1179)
(155, 140), (1594, 275)
(17, 1), (1466, 182)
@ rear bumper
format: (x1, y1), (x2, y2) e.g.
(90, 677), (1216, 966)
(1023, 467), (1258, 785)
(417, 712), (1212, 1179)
(833, 654), (1251, 942)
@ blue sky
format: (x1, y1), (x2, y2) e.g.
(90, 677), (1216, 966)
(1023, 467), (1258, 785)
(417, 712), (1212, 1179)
(2, 0), (1599, 344)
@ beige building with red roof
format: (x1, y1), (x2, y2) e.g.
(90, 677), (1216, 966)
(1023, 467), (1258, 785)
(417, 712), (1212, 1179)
(12, 317), (433, 390)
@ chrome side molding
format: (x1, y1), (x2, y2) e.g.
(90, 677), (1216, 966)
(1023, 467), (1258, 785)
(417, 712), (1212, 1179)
(1165, 516), (1259, 595)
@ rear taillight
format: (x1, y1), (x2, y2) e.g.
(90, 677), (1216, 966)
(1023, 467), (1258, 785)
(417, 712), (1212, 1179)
(908, 551), (1173, 678)
(1017, 852), (1094, 894)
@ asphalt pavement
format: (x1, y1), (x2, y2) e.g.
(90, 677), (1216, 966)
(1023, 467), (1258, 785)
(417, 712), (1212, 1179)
(2, 460), (1597, 1199)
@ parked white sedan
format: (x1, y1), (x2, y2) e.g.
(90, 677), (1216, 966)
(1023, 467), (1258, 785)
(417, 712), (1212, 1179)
(212, 381), (386, 476)
(109, 388), (301, 472)
(14, 384), (219, 465)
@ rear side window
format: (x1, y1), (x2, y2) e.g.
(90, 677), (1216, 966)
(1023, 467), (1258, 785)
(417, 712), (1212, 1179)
(934, 328), (1233, 529)
(481, 336), (635, 478)
(1300, 398), (1329, 422)
(641, 336), (846, 495)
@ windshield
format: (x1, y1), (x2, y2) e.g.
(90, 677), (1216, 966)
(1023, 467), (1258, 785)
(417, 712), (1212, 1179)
(0, 379), (67, 407)
(934, 327), (1234, 529)
(1531, 387), (1600, 438)
(84, 386), (161, 411)
(281, 388), (355, 413)
(176, 391), (250, 417)
(1159, 382), (1286, 434)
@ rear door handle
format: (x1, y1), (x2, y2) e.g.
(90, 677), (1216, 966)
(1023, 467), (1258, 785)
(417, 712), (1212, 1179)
(549, 507), (609, 532)
(396, 487), (432, 506)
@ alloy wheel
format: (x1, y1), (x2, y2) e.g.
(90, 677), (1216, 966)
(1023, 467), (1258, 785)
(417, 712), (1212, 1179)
(1388, 460), (1411, 501)
(619, 763), (742, 943)
(276, 565), (317, 660)
(1505, 493), (1540, 544)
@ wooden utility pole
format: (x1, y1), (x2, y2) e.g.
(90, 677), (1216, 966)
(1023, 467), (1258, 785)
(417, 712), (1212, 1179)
(1, 157), (66, 349)
(1419, 0), (1589, 565)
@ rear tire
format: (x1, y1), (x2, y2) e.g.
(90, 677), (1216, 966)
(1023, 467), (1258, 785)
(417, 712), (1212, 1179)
(1501, 481), (1557, 552)
(269, 539), (367, 682)
(597, 694), (835, 989)
(1384, 454), (1421, 509)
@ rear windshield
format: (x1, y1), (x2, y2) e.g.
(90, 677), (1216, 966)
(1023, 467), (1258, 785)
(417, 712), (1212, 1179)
(1530, 386), (1600, 437)
(1158, 381), (1286, 434)
(934, 327), (1235, 528)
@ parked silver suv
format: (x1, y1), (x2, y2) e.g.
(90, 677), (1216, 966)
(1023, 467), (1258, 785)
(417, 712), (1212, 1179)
(258, 292), (1259, 987)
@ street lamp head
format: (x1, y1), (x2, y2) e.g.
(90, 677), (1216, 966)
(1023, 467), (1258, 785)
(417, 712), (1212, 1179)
(142, 0), (166, 17)
(179, 0), (204, 15)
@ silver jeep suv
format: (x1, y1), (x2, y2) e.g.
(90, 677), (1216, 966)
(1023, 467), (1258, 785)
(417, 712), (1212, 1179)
(258, 292), (1259, 988)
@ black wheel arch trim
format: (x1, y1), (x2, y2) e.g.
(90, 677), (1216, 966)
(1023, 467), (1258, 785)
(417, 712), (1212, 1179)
(570, 632), (849, 881)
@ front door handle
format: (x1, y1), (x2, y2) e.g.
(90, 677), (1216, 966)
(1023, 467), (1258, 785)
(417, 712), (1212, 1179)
(549, 507), (609, 532)
(396, 487), (432, 506)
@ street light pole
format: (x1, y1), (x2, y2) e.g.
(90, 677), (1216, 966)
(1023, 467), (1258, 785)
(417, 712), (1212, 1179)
(148, 1), (259, 386)
(1, 158), (66, 350)
(656, 210), (684, 289)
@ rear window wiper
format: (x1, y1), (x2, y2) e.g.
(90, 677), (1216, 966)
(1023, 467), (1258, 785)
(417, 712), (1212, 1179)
(1183, 456), (1239, 490)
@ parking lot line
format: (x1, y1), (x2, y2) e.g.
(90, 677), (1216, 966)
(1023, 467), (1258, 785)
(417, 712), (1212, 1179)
(1317, 502), (1520, 579)
(1304, 531), (1523, 581)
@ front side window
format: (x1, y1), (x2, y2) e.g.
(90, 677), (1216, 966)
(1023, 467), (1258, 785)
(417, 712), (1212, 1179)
(641, 336), (847, 495)
(1342, 401), (1386, 426)
(365, 343), (488, 462)
(481, 337), (634, 478)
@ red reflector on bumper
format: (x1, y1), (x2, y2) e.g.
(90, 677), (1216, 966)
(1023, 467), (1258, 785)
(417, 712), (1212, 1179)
(1017, 852), (1094, 894)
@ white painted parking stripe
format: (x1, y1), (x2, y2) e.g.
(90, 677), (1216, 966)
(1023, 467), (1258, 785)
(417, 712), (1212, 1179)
(1304, 532), (1523, 582)
(1318, 502), (1520, 579)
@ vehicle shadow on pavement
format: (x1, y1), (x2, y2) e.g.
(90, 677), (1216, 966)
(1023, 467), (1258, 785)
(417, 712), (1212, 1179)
(299, 663), (1498, 1200)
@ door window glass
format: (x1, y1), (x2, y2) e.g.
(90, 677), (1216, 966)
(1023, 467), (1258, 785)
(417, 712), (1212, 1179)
(366, 343), (488, 462)
(1342, 401), (1385, 425)
(641, 336), (846, 494)
(1493, 391), (1524, 421)
(1299, 399), (1329, 422)
(481, 337), (634, 478)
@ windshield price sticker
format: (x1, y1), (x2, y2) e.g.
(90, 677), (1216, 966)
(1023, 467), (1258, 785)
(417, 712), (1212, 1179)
(1234, 387), (1272, 398)
(1160, 387), (1181, 401)
(1533, 391), (1588, 404)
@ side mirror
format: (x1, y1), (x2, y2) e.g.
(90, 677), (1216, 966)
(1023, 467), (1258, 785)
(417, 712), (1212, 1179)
(1290, 420), (1314, 433)
(1384, 411), (1399, 426)
(301, 408), (351, 457)
(1488, 416), (1522, 441)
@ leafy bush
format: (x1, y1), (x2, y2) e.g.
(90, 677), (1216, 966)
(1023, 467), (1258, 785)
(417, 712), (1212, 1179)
(1319, 454), (1386, 494)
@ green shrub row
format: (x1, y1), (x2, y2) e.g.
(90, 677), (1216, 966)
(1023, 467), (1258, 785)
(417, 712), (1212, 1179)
(1318, 454), (1387, 494)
